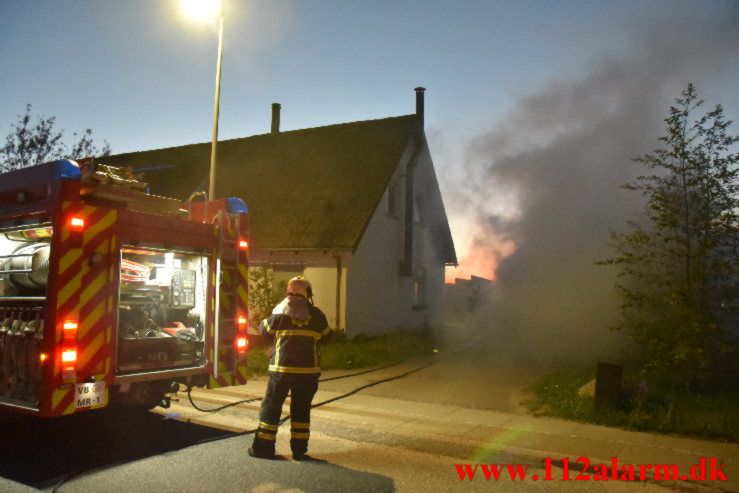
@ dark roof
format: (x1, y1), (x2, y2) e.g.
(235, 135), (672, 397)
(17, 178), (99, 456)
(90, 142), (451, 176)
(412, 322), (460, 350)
(99, 115), (455, 261)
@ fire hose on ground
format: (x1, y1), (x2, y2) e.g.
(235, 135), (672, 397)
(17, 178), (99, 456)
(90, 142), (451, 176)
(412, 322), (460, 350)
(51, 355), (442, 493)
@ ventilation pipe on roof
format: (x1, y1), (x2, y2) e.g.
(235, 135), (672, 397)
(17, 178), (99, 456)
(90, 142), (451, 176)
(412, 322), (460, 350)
(271, 103), (281, 134)
(399, 87), (426, 277)
(415, 86), (425, 128)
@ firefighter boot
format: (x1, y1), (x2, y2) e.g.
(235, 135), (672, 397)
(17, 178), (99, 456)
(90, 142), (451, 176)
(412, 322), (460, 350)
(248, 438), (275, 460)
(249, 427), (276, 460)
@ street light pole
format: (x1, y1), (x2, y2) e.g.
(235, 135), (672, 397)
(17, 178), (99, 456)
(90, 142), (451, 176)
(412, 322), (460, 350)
(209, 3), (224, 201)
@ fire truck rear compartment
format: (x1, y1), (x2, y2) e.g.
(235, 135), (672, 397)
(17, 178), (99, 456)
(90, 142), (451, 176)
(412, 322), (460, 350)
(0, 226), (51, 408)
(116, 248), (208, 375)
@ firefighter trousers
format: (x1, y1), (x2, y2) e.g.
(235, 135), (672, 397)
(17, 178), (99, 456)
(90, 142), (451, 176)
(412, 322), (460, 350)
(252, 372), (319, 455)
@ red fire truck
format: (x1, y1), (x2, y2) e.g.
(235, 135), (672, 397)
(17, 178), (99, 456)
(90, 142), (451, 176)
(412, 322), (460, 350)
(0, 159), (249, 416)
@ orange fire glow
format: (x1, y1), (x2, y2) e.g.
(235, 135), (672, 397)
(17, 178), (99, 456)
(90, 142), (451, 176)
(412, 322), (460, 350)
(445, 238), (516, 284)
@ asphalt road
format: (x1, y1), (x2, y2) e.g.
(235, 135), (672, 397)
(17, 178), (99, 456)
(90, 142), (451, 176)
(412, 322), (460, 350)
(317, 346), (550, 414)
(0, 348), (734, 492)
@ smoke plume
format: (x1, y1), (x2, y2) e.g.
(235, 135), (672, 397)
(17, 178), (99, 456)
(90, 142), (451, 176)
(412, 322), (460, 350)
(454, 9), (739, 364)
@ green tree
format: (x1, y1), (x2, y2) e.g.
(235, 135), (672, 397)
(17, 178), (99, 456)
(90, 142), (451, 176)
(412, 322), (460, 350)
(1, 104), (111, 172)
(248, 266), (281, 332)
(602, 84), (738, 391)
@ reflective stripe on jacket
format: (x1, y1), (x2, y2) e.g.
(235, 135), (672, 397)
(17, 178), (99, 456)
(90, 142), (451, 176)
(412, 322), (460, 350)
(259, 305), (330, 374)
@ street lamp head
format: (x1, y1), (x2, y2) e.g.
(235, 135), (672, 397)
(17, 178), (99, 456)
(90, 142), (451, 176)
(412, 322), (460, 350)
(180, 0), (222, 22)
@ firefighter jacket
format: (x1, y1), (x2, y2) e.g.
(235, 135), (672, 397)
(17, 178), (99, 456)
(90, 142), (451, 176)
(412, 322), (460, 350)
(259, 303), (330, 374)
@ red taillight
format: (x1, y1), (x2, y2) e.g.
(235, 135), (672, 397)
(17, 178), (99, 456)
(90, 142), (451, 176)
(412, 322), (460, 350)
(61, 319), (78, 376)
(236, 315), (248, 354)
(239, 239), (248, 250)
(61, 349), (77, 370)
(69, 216), (85, 230)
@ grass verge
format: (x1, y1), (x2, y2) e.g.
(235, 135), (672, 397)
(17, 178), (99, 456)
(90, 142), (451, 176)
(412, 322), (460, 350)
(247, 329), (436, 377)
(524, 366), (739, 442)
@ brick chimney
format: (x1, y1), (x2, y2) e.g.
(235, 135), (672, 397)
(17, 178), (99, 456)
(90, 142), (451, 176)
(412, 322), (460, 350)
(271, 103), (281, 134)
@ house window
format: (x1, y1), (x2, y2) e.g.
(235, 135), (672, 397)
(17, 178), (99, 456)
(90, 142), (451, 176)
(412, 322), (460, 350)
(413, 269), (427, 309)
(386, 182), (399, 217)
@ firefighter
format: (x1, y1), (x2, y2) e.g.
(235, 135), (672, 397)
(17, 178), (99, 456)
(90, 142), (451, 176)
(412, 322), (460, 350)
(249, 276), (330, 460)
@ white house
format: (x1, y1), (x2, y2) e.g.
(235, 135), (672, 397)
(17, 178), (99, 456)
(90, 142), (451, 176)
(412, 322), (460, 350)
(100, 88), (456, 337)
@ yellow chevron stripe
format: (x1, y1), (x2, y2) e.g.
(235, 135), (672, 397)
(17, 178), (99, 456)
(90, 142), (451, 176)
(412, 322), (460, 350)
(81, 205), (98, 222)
(237, 283), (248, 307)
(79, 301), (105, 340)
(60, 201), (72, 242)
(57, 261), (86, 309)
(84, 210), (116, 242)
(209, 374), (232, 388)
(68, 258), (90, 313)
(79, 330), (104, 368)
(80, 270), (107, 307)
(93, 237), (110, 255)
(59, 247), (82, 276)
(57, 279), (77, 310)
(52, 388), (69, 410)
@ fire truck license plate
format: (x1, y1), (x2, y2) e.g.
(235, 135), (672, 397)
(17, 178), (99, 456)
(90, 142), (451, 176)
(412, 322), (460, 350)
(75, 382), (106, 408)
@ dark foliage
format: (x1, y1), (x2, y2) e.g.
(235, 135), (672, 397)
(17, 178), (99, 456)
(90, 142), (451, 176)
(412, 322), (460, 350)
(1, 104), (111, 172)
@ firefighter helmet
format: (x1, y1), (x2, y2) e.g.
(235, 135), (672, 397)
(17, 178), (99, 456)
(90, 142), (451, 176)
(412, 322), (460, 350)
(287, 276), (312, 299)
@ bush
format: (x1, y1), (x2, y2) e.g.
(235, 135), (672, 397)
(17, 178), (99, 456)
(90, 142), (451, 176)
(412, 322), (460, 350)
(319, 329), (436, 370)
(525, 365), (739, 442)
(245, 347), (270, 377)
(246, 328), (437, 374)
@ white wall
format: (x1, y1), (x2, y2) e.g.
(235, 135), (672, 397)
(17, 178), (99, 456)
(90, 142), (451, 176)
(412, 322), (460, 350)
(247, 142), (452, 339)
(304, 263), (346, 330)
(344, 144), (447, 337)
